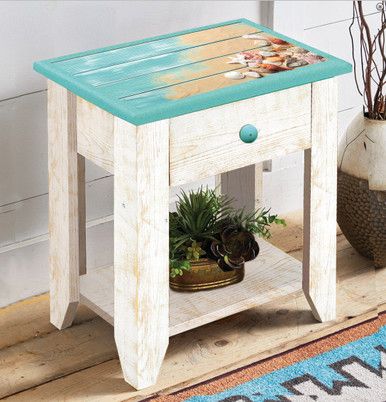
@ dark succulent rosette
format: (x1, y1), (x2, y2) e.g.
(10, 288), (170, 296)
(210, 225), (260, 272)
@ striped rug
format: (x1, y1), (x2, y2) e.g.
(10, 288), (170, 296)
(150, 312), (386, 401)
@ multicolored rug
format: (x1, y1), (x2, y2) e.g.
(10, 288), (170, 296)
(151, 313), (386, 401)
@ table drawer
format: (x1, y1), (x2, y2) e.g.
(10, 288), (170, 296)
(169, 84), (311, 186)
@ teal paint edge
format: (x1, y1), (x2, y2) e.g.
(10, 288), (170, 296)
(33, 18), (352, 126)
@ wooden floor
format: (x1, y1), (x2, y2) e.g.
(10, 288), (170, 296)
(0, 212), (384, 402)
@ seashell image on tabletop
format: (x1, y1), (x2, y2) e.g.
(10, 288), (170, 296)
(224, 32), (326, 80)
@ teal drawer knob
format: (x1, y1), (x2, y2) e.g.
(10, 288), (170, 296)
(239, 124), (258, 143)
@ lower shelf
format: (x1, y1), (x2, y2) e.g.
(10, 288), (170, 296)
(80, 239), (302, 336)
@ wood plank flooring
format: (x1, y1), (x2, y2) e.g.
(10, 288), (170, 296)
(0, 212), (384, 401)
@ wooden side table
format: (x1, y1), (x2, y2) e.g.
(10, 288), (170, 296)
(34, 19), (351, 390)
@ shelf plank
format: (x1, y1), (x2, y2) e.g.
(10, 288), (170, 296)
(80, 239), (302, 336)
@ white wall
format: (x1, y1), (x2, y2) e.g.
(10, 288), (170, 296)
(0, 1), (264, 306)
(268, 1), (380, 215)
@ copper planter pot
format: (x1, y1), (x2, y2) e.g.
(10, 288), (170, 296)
(170, 258), (244, 291)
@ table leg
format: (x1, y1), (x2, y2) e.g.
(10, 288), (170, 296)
(303, 78), (338, 322)
(77, 155), (87, 276)
(113, 117), (169, 389)
(48, 81), (85, 329)
(221, 163), (263, 211)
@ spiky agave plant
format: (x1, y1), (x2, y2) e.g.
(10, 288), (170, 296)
(169, 187), (233, 277)
(227, 207), (286, 239)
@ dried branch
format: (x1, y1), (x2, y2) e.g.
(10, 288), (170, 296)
(351, 1), (386, 120)
(349, 4), (363, 96)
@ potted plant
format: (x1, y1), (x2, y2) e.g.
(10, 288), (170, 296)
(169, 187), (285, 291)
(337, 1), (386, 268)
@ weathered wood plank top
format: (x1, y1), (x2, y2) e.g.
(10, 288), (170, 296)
(34, 19), (351, 125)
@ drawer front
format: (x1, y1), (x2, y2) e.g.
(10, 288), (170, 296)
(169, 84), (311, 186)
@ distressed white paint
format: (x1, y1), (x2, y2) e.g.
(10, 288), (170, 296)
(75, 85), (311, 185)
(113, 118), (169, 389)
(303, 79), (338, 322)
(77, 97), (114, 173)
(47, 82), (82, 329)
(170, 85), (311, 186)
(73, 80), (330, 385)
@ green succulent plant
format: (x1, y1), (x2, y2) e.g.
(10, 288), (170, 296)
(169, 187), (285, 277)
(172, 187), (232, 241)
(226, 207), (286, 239)
(186, 240), (206, 260)
(169, 258), (191, 278)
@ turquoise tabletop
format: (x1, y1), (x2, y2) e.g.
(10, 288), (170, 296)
(34, 19), (351, 125)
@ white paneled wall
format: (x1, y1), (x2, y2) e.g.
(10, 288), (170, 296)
(265, 1), (379, 215)
(0, 1), (262, 306)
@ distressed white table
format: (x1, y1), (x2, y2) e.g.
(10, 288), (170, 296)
(34, 19), (351, 390)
